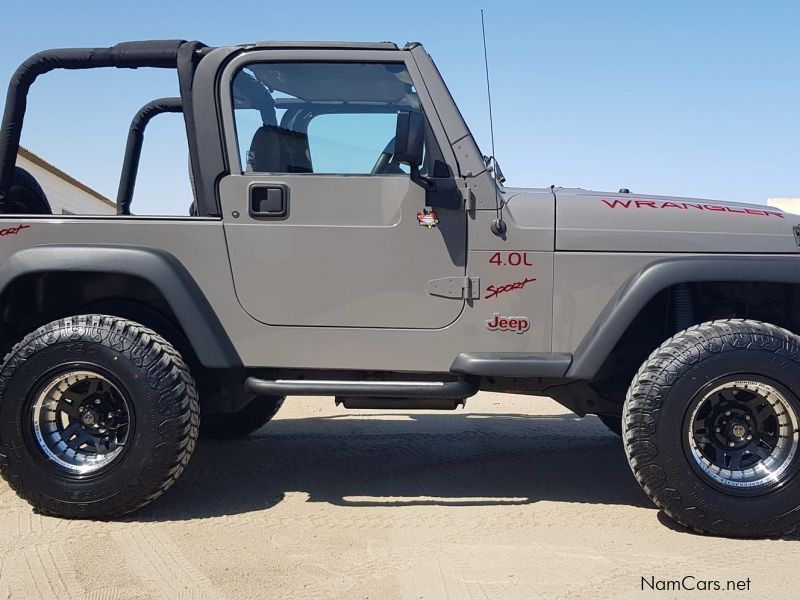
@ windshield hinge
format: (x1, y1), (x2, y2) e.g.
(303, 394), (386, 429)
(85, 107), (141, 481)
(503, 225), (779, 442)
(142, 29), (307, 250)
(459, 181), (475, 211)
(427, 276), (480, 300)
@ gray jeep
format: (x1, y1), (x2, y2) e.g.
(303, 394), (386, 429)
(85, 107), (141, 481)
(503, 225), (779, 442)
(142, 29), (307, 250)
(0, 40), (798, 538)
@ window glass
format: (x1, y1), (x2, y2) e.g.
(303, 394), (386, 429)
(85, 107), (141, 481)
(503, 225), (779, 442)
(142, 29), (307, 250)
(307, 112), (408, 174)
(231, 62), (423, 176)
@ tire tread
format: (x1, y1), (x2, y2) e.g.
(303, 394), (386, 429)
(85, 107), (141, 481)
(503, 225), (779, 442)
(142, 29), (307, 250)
(623, 318), (800, 538)
(0, 315), (199, 519)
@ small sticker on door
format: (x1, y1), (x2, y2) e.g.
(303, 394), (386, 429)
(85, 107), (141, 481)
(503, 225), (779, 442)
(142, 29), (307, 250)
(417, 209), (439, 229)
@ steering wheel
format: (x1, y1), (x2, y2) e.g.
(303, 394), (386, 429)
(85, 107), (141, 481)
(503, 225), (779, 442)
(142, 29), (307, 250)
(371, 137), (405, 175)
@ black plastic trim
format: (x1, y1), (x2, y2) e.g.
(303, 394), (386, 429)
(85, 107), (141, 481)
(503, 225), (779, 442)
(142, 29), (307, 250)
(0, 245), (241, 369)
(568, 255), (800, 380)
(117, 97), (183, 214)
(245, 377), (477, 398)
(451, 352), (572, 378)
(254, 41), (399, 50)
(0, 41), (188, 196)
(0, 40), (213, 213)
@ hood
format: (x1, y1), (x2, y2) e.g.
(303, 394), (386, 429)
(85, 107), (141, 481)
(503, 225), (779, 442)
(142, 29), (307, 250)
(506, 187), (799, 254)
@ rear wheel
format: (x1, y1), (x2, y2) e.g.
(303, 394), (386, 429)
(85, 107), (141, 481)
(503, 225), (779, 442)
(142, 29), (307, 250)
(200, 395), (284, 439)
(0, 315), (199, 519)
(624, 320), (800, 538)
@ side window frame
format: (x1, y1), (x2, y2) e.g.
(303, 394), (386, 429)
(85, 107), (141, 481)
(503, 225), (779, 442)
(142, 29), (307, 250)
(217, 49), (460, 180)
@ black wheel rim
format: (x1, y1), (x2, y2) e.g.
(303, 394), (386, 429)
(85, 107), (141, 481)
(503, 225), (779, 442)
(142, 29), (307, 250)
(687, 378), (800, 492)
(30, 370), (132, 475)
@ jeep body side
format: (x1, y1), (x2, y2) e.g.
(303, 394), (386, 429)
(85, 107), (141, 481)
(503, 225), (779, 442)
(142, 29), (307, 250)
(1, 40), (799, 536)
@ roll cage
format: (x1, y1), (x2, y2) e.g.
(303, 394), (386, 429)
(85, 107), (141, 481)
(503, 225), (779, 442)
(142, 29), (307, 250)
(0, 39), (489, 216)
(0, 40), (210, 212)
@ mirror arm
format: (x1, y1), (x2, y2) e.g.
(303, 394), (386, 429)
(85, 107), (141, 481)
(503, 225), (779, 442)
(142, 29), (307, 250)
(410, 165), (436, 191)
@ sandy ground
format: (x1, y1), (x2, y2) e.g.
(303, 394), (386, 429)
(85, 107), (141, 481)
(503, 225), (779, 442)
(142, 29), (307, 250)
(1, 392), (798, 600)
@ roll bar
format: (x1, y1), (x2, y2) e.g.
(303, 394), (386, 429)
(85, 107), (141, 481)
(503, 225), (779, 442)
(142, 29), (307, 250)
(116, 98), (183, 215)
(0, 40), (209, 208)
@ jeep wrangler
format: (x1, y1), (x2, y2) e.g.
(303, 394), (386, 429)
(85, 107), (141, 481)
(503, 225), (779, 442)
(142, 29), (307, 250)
(0, 40), (798, 538)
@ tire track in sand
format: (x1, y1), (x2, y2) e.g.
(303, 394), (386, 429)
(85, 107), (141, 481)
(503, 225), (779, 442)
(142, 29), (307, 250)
(111, 526), (227, 600)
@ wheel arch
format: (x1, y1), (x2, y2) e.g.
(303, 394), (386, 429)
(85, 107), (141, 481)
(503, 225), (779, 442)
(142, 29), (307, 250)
(0, 245), (241, 369)
(568, 255), (800, 381)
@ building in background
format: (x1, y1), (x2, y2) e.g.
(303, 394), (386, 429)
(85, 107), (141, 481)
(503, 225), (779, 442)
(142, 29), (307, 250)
(768, 198), (800, 216)
(17, 146), (116, 215)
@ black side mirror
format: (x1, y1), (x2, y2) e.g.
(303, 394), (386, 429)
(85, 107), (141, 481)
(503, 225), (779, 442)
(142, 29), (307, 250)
(393, 110), (424, 167)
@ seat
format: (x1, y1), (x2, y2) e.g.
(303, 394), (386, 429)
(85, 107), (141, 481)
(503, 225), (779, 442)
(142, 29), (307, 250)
(247, 125), (312, 173)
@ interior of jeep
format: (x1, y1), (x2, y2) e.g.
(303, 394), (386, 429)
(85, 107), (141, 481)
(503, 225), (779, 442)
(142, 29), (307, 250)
(231, 62), (437, 177)
(0, 58), (447, 217)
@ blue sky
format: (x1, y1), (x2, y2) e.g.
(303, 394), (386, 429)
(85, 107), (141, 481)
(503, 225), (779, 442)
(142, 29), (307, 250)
(1, 0), (799, 214)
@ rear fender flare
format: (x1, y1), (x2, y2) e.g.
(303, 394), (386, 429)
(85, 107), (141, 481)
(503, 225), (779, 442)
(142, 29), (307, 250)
(0, 245), (241, 369)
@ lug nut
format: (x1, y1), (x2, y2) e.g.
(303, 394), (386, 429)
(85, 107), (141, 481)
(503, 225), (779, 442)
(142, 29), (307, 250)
(94, 399), (101, 405)
(747, 435), (753, 440)
(745, 415), (751, 421)
(724, 411), (731, 416)
(715, 427), (721, 433)
(729, 442), (735, 447)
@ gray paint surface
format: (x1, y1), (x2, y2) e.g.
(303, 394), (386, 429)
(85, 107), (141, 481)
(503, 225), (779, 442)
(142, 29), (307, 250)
(2, 43), (799, 378)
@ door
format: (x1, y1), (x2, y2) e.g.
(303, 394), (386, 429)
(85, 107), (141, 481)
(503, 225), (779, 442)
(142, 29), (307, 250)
(219, 57), (467, 329)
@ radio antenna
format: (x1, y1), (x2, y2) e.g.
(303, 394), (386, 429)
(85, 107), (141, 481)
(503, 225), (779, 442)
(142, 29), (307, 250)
(481, 9), (506, 236)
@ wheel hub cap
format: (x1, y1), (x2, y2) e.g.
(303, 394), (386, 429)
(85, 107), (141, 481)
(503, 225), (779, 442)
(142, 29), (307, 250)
(30, 370), (131, 475)
(688, 379), (800, 490)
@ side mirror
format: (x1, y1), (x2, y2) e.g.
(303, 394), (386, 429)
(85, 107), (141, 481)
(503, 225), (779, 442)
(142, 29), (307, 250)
(393, 110), (424, 167)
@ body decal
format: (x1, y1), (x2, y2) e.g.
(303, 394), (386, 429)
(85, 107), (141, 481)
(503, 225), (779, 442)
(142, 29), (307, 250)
(417, 209), (439, 229)
(0, 224), (30, 237)
(486, 313), (530, 334)
(485, 277), (536, 300)
(488, 251), (534, 267)
(601, 199), (784, 218)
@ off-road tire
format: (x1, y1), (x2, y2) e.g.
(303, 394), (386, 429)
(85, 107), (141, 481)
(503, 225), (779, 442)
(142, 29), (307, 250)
(0, 315), (199, 519)
(2, 166), (52, 214)
(623, 319), (800, 538)
(200, 396), (284, 439)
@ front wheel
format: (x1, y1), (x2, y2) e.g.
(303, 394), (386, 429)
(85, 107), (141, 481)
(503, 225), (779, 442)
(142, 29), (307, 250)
(200, 396), (284, 439)
(624, 320), (800, 538)
(0, 315), (199, 519)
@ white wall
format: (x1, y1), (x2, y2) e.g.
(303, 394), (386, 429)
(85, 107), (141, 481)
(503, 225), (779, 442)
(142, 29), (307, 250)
(768, 198), (800, 216)
(17, 148), (116, 215)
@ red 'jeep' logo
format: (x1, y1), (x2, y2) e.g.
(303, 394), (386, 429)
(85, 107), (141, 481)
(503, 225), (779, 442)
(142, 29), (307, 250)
(486, 313), (530, 334)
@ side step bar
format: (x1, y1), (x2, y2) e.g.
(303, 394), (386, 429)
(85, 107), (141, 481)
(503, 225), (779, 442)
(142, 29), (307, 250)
(244, 377), (478, 399)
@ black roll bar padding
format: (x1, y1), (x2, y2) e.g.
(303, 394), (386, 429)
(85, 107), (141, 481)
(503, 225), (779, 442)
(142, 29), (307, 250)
(0, 40), (190, 197)
(233, 71), (278, 126)
(117, 97), (183, 215)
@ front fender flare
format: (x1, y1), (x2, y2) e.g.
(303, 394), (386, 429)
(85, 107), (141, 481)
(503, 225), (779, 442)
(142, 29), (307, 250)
(567, 255), (800, 380)
(0, 244), (241, 369)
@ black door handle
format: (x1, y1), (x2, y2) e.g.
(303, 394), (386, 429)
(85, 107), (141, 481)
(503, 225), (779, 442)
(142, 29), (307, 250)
(250, 184), (288, 218)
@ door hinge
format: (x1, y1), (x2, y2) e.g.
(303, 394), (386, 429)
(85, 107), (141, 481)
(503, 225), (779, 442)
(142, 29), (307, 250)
(793, 225), (800, 247)
(427, 276), (480, 299)
(457, 179), (475, 210)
